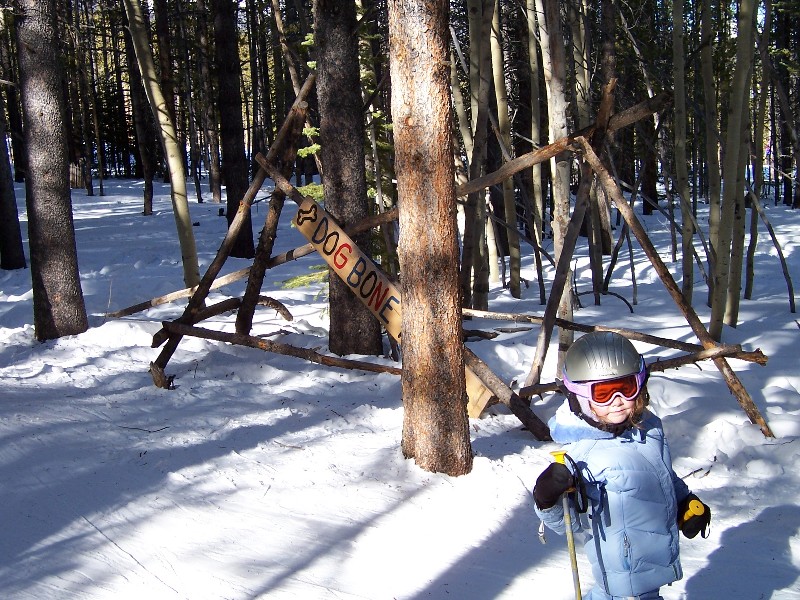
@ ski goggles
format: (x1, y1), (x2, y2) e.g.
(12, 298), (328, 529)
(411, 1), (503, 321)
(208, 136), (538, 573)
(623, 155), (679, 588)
(563, 358), (647, 406)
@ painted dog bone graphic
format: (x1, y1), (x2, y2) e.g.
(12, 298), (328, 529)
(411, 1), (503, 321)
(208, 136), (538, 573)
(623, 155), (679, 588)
(296, 203), (318, 227)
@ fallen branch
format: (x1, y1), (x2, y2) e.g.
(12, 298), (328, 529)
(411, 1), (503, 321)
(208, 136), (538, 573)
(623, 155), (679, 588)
(456, 91), (672, 198)
(462, 307), (767, 364)
(518, 343), (765, 399)
(578, 136), (774, 437)
(463, 348), (551, 441)
(159, 321), (402, 377)
(106, 208), (398, 319)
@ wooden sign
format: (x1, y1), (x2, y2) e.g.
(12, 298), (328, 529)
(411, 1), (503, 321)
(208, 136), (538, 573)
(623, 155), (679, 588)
(294, 198), (495, 416)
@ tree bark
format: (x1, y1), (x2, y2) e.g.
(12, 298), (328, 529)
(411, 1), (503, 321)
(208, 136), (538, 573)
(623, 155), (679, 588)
(313, 0), (383, 357)
(672, 0), (693, 303)
(388, 0), (473, 475)
(710, 0), (755, 339)
(214, 0), (256, 259)
(15, 0), (88, 339)
(123, 0), (200, 288)
(0, 92), (26, 270)
(541, 0), (573, 374)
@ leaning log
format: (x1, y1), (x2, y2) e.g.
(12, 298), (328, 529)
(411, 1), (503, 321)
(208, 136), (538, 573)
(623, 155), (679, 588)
(578, 136), (774, 438)
(159, 322), (402, 376)
(106, 208), (399, 319)
(462, 307), (767, 364)
(518, 343), (765, 399)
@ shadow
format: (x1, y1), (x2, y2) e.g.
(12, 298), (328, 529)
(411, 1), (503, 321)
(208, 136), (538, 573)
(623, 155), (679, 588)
(0, 342), (407, 598)
(684, 504), (800, 599)
(402, 498), (559, 600)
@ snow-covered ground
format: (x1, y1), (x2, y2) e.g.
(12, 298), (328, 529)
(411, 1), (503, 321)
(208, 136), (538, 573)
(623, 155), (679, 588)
(1, 179), (799, 599)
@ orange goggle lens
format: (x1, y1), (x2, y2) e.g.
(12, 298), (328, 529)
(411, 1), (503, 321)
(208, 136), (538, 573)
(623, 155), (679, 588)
(590, 374), (641, 405)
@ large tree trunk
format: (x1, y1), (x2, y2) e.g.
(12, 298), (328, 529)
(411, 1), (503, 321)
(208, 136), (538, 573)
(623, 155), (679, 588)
(388, 0), (473, 476)
(214, 0), (255, 259)
(123, 0), (200, 288)
(15, 0), (88, 339)
(313, 0), (382, 357)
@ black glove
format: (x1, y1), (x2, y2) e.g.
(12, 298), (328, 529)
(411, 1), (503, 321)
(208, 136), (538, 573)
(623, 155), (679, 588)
(533, 463), (574, 510)
(678, 493), (711, 539)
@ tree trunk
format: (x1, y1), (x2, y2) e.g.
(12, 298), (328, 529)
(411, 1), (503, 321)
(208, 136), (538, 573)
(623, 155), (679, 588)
(0, 92), (26, 270)
(672, 0), (693, 303)
(15, 0), (88, 339)
(313, 0), (383, 357)
(525, 0), (547, 304)
(122, 14), (156, 216)
(746, 0), (773, 299)
(709, 0), (755, 340)
(214, 0), (255, 259)
(540, 0), (573, 373)
(460, 0), (493, 311)
(123, 0), (200, 288)
(490, 0), (520, 298)
(700, 0), (721, 305)
(388, 0), (473, 476)
(196, 0), (222, 203)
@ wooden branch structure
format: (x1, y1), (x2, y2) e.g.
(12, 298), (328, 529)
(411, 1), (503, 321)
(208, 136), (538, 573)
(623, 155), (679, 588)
(523, 80), (619, 389)
(519, 342), (764, 399)
(107, 81), (770, 443)
(163, 322), (402, 376)
(577, 136), (774, 437)
(106, 208), (398, 319)
(463, 307), (767, 365)
(455, 90), (672, 198)
(149, 74), (319, 382)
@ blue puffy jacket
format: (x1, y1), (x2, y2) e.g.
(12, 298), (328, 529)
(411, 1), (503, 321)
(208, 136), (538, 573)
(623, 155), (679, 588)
(534, 401), (690, 597)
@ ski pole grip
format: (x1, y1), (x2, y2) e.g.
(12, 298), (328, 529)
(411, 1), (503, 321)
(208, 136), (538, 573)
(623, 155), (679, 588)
(679, 498), (704, 525)
(550, 450), (575, 493)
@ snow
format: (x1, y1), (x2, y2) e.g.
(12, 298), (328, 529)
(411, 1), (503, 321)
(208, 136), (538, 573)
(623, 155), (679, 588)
(2, 178), (800, 599)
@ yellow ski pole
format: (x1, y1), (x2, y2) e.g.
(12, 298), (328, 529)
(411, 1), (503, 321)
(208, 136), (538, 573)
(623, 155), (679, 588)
(551, 450), (582, 600)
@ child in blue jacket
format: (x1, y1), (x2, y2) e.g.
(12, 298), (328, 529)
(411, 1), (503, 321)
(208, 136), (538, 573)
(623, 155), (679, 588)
(533, 332), (710, 600)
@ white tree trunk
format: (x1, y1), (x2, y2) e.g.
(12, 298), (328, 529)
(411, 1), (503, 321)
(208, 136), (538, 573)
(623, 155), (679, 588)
(123, 0), (200, 288)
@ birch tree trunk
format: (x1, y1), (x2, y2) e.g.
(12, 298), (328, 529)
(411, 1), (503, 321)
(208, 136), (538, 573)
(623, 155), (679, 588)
(490, 0), (520, 297)
(709, 0), (755, 340)
(672, 0), (694, 303)
(701, 0), (721, 305)
(388, 0), (473, 476)
(467, 0), (493, 310)
(540, 0), (573, 371)
(526, 0), (546, 304)
(746, 0), (773, 299)
(123, 0), (200, 288)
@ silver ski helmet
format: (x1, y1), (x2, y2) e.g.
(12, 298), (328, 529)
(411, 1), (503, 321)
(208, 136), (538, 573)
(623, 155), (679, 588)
(561, 332), (646, 418)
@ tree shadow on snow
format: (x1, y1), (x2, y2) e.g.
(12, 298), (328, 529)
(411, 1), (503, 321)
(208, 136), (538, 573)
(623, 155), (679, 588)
(683, 504), (800, 599)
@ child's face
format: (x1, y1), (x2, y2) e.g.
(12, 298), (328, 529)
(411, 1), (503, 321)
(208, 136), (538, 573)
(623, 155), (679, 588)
(591, 393), (639, 424)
